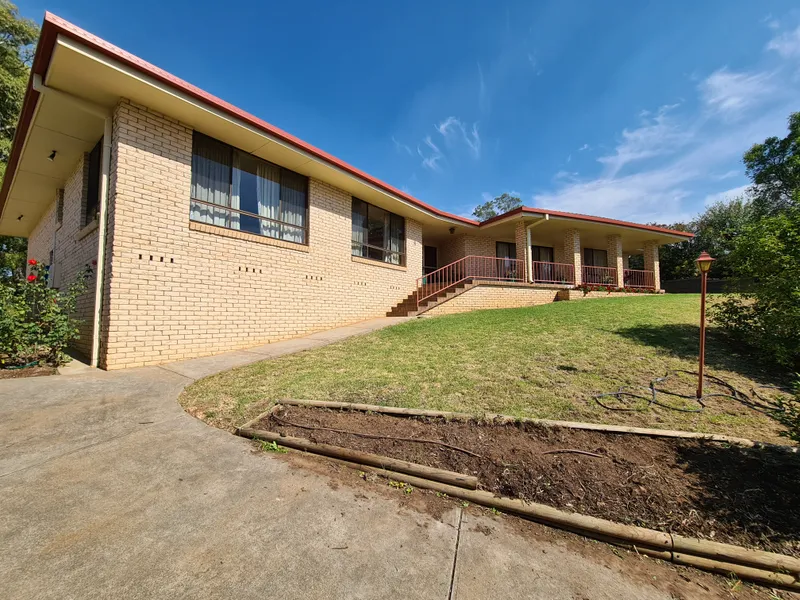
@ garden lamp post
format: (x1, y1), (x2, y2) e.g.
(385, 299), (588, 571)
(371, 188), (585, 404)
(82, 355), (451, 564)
(695, 251), (716, 398)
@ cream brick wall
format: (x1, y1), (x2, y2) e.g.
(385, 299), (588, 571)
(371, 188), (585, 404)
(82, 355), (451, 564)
(26, 156), (100, 358)
(424, 282), (559, 316)
(100, 100), (423, 368)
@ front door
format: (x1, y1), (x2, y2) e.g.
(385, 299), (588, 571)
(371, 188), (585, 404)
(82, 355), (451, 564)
(423, 245), (438, 275)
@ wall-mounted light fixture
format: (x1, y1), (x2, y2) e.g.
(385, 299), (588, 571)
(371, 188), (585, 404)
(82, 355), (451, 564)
(48, 150), (57, 161)
(449, 227), (455, 235)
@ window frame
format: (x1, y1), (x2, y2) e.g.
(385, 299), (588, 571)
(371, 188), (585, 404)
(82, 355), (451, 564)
(583, 248), (608, 267)
(495, 241), (517, 260)
(531, 245), (554, 263)
(351, 197), (406, 266)
(84, 139), (102, 227)
(55, 190), (64, 228)
(189, 132), (310, 245)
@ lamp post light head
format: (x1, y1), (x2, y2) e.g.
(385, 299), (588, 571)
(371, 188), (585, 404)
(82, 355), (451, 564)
(696, 251), (715, 274)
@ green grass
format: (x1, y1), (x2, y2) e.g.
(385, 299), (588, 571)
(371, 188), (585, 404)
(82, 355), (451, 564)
(180, 295), (791, 443)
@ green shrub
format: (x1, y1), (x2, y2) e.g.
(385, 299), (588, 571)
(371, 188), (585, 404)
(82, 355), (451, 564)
(0, 259), (91, 367)
(711, 207), (800, 371)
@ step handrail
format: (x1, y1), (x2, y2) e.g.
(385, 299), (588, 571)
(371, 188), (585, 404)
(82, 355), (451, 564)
(416, 255), (526, 310)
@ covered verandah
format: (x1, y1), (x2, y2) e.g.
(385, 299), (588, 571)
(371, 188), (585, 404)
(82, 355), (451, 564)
(418, 208), (692, 303)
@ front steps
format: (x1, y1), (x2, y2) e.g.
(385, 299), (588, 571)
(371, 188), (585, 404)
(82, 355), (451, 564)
(387, 279), (475, 317)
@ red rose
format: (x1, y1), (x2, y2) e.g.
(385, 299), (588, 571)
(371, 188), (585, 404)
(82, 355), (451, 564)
(28, 259), (37, 266)
(91, 260), (97, 266)
(27, 274), (36, 282)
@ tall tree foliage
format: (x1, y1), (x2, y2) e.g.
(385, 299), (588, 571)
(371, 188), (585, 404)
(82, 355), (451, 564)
(743, 112), (800, 217)
(0, 1), (37, 280)
(472, 193), (522, 221)
(710, 112), (800, 372)
(655, 197), (754, 282)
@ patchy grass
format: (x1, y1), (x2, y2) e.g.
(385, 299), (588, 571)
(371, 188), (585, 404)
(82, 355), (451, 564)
(180, 295), (793, 444)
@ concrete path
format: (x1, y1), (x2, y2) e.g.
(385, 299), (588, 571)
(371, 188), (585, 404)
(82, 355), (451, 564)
(0, 318), (735, 599)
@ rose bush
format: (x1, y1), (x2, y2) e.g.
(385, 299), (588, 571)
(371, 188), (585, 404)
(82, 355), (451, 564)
(0, 261), (92, 367)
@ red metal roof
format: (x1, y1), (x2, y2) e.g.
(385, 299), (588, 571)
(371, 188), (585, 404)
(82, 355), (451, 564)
(0, 13), (694, 240)
(480, 207), (694, 238)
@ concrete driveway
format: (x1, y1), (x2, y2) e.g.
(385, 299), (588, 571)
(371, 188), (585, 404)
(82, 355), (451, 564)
(0, 320), (740, 599)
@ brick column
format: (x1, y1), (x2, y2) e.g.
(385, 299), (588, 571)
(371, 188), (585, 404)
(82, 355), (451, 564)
(564, 228), (581, 285)
(606, 234), (624, 288)
(515, 221), (528, 282)
(644, 240), (661, 291)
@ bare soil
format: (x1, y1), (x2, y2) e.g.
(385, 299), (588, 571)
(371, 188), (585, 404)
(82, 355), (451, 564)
(0, 364), (57, 379)
(259, 405), (800, 557)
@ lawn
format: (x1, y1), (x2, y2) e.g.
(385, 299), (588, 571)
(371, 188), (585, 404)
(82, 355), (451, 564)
(179, 295), (793, 444)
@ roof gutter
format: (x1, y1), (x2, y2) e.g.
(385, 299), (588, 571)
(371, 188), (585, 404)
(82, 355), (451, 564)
(32, 74), (112, 369)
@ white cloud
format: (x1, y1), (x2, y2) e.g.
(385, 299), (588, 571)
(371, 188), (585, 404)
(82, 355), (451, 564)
(391, 136), (413, 156)
(436, 116), (481, 158)
(578, 144), (590, 151)
(534, 108), (788, 223)
(767, 25), (800, 59)
(418, 136), (444, 171)
(703, 184), (751, 207)
(526, 52), (543, 75)
(477, 63), (489, 114)
(597, 104), (690, 177)
(761, 14), (780, 30)
(715, 169), (739, 181)
(699, 68), (775, 120)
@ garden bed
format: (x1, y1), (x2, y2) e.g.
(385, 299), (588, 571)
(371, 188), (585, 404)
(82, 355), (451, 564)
(0, 364), (57, 379)
(257, 405), (800, 558)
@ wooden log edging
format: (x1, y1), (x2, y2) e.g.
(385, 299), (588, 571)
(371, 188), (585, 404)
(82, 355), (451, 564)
(277, 399), (798, 451)
(237, 426), (478, 490)
(329, 459), (800, 592)
(237, 404), (281, 432)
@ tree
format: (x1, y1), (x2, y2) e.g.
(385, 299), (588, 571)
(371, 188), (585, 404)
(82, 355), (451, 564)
(711, 207), (800, 370)
(0, 2), (38, 280)
(654, 197), (755, 282)
(0, 234), (24, 279)
(743, 112), (800, 217)
(472, 193), (522, 221)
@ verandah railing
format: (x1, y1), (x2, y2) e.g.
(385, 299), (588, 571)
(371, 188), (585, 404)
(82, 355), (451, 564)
(623, 269), (656, 289)
(417, 255), (525, 308)
(581, 265), (618, 286)
(531, 261), (575, 285)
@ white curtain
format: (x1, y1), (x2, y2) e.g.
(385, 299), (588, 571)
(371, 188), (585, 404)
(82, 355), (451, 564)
(280, 170), (307, 243)
(351, 199), (367, 256)
(230, 152), (241, 230)
(256, 161), (281, 238)
(190, 135), (230, 226)
(386, 214), (404, 265)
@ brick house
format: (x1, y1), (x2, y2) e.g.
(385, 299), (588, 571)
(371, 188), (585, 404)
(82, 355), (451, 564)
(0, 14), (692, 370)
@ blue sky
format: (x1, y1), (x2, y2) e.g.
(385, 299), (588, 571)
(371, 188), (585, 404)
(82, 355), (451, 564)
(17, 0), (800, 223)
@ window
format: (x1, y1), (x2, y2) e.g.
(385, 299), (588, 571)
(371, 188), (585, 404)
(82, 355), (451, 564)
(351, 198), (405, 265)
(55, 190), (64, 227)
(85, 139), (102, 226)
(189, 132), (309, 244)
(495, 242), (516, 260)
(531, 245), (554, 263)
(583, 248), (608, 267)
